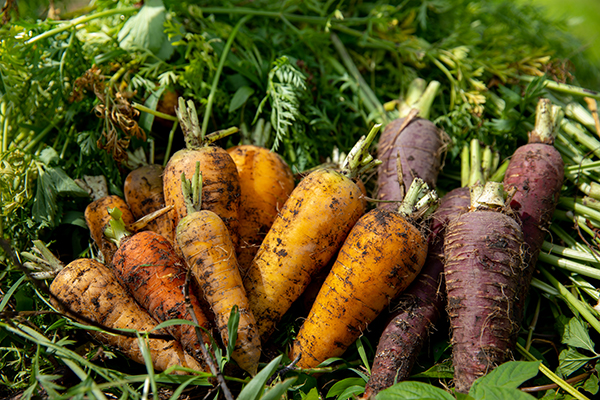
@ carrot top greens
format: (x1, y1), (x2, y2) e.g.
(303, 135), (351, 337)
(3, 0), (600, 398)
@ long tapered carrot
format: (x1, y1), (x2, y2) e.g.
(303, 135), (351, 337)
(50, 258), (203, 374)
(291, 178), (437, 369)
(176, 164), (261, 376)
(242, 125), (381, 340)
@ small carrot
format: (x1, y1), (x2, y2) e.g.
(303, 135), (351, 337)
(176, 164), (261, 376)
(49, 258), (203, 374)
(242, 126), (380, 341)
(226, 144), (295, 275)
(107, 209), (213, 367)
(291, 178), (437, 369)
(124, 163), (174, 243)
(84, 194), (135, 265)
(163, 98), (241, 247)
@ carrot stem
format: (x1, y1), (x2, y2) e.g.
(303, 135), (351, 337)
(340, 123), (382, 179)
(181, 162), (203, 215)
(516, 342), (589, 400)
(201, 15), (252, 138)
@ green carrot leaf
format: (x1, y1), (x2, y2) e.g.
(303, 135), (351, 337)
(376, 381), (456, 400)
(562, 317), (597, 353)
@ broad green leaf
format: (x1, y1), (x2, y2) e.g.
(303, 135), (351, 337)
(38, 147), (59, 165)
(302, 387), (321, 400)
(237, 354), (283, 400)
(469, 360), (540, 394)
(118, 0), (173, 60)
(562, 317), (596, 353)
(376, 381), (455, 400)
(139, 86), (166, 132)
(261, 377), (297, 400)
(32, 168), (58, 227)
(558, 348), (594, 377)
(583, 372), (599, 395)
(337, 385), (365, 400)
(469, 385), (536, 400)
(47, 168), (89, 197)
(229, 86), (255, 113)
(326, 378), (365, 398)
(411, 361), (455, 379)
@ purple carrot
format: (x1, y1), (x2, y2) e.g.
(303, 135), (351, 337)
(503, 98), (564, 322)
(376, 80), (447, 209)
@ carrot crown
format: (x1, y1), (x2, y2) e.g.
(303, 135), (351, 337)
(21, 240), (65, 280)
(181, 161), (203, 215)
(175, 96), (239, 149)
(340, 123), (383, 179)
(396, 177), (439, 222)
(529, 98), (563, 145)
(398, 78), (440, 120)
(470, 181), (507, 210)
(104, 207), (133, 247)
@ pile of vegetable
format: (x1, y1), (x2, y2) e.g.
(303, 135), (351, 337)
(4, 0), (600, 399)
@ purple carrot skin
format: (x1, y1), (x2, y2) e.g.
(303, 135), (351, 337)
(376, 80), (446, 209)
(444, 182), (525, 393)
(503, 99), (564, 321)
(364, 186), (470, 397)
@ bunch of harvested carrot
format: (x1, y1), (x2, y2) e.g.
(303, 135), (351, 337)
(242, 125), (381, 341)
(124, 163), (175, 243)
(226, 144), (295, 274)
(376, 78), (447, 208)
(291, 177), (438, 369)
(163, 97), (241, 247)
(106, 208), (213, 367)
(49, 257), (203, 374)
(176, 163), (261, 376)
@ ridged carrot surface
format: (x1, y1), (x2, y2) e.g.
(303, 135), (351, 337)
(177, 209), (261, 376)
(243, 168), (366, 340)
(50, 258), (203, 374)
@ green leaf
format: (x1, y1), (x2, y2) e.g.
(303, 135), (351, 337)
(355, 336), (371, 375)
(376, 381), (455, 400)
(302, 387), (321, 400)
(32, 167), (58, 227)
(229, 86), (255, 113)
(47, 168), (89, 197)
(469, 386), (536, 400)
(38, 147), (59, 165)
(337, 385), (365, 400)
(558, 348), (594, 377)
(227, 305), (240, 362)
(583, 372), (599, 395)
(470, 361), (540, 393)
(327, 378), (365, 398)
(261, 377), (297, 400)
(0, 275), (25, 312)
(562, 317), (596, 353)
(237, 354), (283, 400)
(411, 361), (455, 379)
(139, 86), (166, 133)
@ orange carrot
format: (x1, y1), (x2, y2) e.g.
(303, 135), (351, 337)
(176, 165), (261, 376)
(163, 98), (241, 247)
(49, 258), (204, 374)
(291, 178), (436, 369)
(242, 126), (381, 340)
(226, 144), (295, 274)
(107, 210), (213, 367)
(84, 195), (135, 264)
(124, 163), (174, 243)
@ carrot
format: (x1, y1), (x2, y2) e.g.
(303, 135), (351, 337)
(176, 164), (261, 376)
(84, 194), (135, 265)
(364, 186), (470, 396)
(503, 98), (564, 322)
(163, 98), (241, 247)
(124, 163), (175, 243)
(242, 126), (381, 341)
(49, 258), (203, 374)
(107, 210), (213, 367)
(376, 79), (446, 208)
(443, 180), (525, 393)
(226, 144), (295, 275)
(290, 178), (437, 369)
